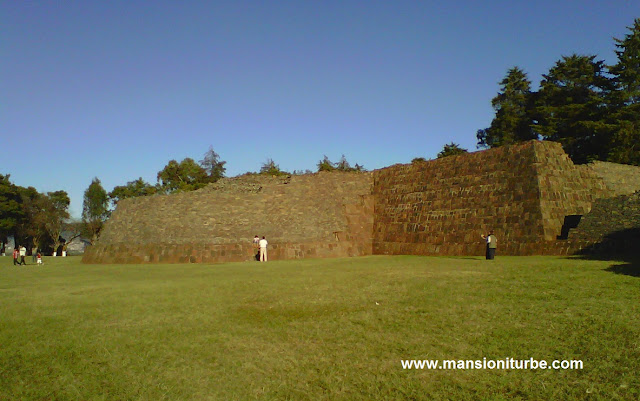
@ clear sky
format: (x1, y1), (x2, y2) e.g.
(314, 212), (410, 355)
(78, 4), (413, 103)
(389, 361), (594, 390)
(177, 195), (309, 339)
(2, 1), (638, 218)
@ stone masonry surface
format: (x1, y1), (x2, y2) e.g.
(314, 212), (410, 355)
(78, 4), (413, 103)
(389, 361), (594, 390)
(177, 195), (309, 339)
(570, 191), (640, 241)
(84, 141), (640, 263)
(585, 161), (640, 197)
(84, 172), (373, 263)
(372, 141), (637, 256)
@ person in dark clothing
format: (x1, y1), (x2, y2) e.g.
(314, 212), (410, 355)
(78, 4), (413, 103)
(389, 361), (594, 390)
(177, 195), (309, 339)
(481, 231), (497, 260)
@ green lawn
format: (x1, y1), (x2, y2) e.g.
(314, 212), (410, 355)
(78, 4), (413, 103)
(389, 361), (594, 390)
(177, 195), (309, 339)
(1, 255), (638, 400)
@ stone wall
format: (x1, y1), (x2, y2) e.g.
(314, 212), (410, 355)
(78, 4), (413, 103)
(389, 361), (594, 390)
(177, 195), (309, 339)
(532, 142), (610, 241)
(83, 172), (373, 263)
(570, 191), (640, 241)
(373, 142), (538, 255)
(84, 140), (640, 263)
(372, 141), (614, 256)
(584, 161), (640, 197)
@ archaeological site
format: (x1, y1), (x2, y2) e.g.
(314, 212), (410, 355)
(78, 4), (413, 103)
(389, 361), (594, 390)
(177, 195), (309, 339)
(83, 140), (640, 264)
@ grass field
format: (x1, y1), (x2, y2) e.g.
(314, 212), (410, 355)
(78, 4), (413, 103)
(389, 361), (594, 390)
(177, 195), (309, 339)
(1, 255), (639, 400)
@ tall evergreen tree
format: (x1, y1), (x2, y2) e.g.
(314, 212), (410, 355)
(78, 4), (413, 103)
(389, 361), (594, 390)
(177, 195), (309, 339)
(610, 18), (640, 105)
(0, 174), (23, 241)
(608, 18), (640, 165)
(477, 67), (537, 148)
(82, 178), (110, 244)
(534, 54), (615, 163)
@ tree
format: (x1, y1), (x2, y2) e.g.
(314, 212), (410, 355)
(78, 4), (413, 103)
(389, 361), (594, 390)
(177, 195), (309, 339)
(534, 54), (615, 163)
(82, 178), (109, 245)
(199, 146), (227, 182)
(316, 155), (365, 172)
(610, 18), (640, 106)
(259, 159), (289, 176)
(437, 143), (468, 158)
(157, 158), (210, 193)
(109, 177), (157, 205)
(317, 155), (335, 172)
(608, 18), (640, 165)
(42, 190), (70, 255)
(18, 186), (48, 252)
(477, 67), (537, 148)
(292, 169), (313, 175)
(411, 157), (427, 163)
(0, 174), (23, 241)
(336, 155), (352, 171)
(608, 120), (640, 165)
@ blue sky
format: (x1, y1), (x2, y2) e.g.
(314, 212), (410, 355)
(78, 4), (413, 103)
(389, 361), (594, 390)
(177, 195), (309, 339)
(2, 1), (638, 218)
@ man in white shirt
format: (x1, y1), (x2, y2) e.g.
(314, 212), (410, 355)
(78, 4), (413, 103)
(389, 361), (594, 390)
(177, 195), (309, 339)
(259, 236), (268, 262)
(19, 245), (27, 265)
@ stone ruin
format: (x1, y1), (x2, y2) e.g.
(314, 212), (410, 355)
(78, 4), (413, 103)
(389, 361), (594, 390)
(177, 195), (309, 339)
(83, 140), (640, 264)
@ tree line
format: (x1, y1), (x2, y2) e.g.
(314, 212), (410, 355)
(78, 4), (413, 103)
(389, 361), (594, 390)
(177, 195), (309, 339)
(0, 174), (76, 254)
(0, 150), (367, 250)
(107, 148), (366, 204)
(476, 18), (640, 165)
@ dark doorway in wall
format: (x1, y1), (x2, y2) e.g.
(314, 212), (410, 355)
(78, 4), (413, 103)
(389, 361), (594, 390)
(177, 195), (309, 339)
(557, 215), (582, 240)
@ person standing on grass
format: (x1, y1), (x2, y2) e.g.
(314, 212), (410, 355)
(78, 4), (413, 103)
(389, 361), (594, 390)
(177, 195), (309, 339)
(481, 230), (497, 260)
(32, 247), (37, 263)
(13, 247), (18, 265)
(37, 252), (42, 265)
(253, 235), (260, 261)
(259, 236), (268, 262)
(19, 245), (27, 265)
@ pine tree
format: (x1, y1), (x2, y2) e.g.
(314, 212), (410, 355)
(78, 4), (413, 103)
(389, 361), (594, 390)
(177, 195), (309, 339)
(608, 18), (640, 165)
(534, 54), (615, 163)
(477, 67), (537, 148)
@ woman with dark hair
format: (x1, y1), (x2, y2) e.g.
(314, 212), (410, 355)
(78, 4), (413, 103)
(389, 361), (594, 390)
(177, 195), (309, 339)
(481, 230), (497, 260)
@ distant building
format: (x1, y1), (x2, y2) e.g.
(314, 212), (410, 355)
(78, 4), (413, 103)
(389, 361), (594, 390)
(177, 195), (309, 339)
(61, 231), (91, 255)
(1, 236), (15, 255)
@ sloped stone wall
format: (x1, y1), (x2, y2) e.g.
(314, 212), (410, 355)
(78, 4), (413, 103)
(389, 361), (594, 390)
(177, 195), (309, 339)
(84, 172), (373, 263)
(584, 161), (640, 197)
(84, 140), (638, 263)
(570, 191), (640, 241)
(372, 141), (613, 256)
(532, 142), (610, 241)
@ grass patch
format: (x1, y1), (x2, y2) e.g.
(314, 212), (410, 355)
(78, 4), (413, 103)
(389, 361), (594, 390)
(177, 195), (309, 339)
(1, 255), (639, 400)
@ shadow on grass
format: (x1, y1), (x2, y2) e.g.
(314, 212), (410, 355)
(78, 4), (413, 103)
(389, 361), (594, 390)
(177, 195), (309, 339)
(604, 262), (640, 277)
(574, 228), (640, 278)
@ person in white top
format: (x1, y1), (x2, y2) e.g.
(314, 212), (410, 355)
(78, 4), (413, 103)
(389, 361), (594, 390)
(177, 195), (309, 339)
(19, 246), (27, 265)
(481, 230), (497, 260)
(259, 236), (268, 262)
(253, 235), (260, 261)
